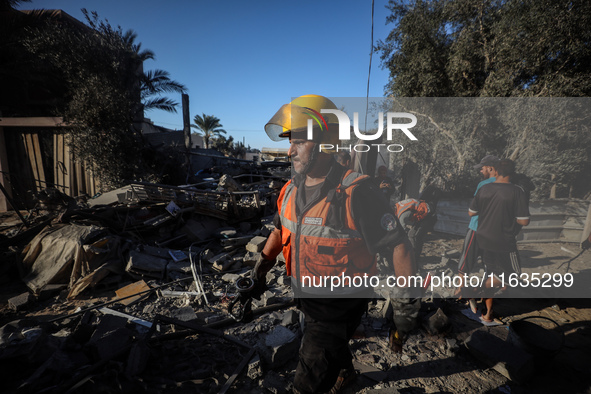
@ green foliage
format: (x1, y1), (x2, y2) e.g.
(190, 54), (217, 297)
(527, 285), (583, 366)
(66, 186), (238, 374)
(377, 0), (591, 199)
(19, 9), (187, 189)
(191, 114), (226, 149)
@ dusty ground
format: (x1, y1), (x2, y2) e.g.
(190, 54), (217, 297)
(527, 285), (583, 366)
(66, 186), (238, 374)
(1, 231), (591, 393)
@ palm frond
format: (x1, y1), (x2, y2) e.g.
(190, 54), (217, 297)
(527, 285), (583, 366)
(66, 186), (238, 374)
(143, 97), (179, 113)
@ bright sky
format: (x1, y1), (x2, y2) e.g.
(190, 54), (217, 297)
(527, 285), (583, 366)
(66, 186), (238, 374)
(19, 0), (395, 150)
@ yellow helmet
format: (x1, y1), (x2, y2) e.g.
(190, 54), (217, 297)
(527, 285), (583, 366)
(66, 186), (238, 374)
(264, 94), (341, 151)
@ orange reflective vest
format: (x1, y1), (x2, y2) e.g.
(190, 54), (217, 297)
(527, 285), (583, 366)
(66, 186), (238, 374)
(395, 198), (431, 223)
(277, 170), (377, 287)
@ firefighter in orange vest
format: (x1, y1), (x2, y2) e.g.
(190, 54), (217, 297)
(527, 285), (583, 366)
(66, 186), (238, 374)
(252, 95), (418, 394)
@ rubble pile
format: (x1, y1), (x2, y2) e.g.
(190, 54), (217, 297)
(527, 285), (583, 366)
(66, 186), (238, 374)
(1, 173), (590, 393)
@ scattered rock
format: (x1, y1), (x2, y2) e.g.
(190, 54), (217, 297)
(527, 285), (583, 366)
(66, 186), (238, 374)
(246, 236), (267, 253)
(8, 293), (34, 311)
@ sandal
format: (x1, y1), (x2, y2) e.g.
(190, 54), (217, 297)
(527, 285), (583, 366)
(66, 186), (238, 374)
(480, 315), (494, 323)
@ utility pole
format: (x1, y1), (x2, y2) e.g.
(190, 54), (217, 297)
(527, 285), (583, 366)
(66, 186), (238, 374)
(182, 94), (192, 182)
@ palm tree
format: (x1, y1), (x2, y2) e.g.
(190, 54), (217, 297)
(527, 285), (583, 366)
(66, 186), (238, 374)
(82, 13), (187, 113)
(140, 69), (186, 113)
(191, 114), (226, 149)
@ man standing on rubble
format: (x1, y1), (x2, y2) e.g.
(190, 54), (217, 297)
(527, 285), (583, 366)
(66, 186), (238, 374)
(468, 159), (530, 322)
(456, 155), (499, 307)
(252, 95), (418, 394)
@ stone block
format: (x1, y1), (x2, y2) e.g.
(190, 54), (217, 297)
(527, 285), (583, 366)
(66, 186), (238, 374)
(172, 306), (197, 322)
(281, 310), (299, 326)
(221, 273), (240, 283)
(246, 236), (267, 253)
(126, 250), (167, 279)
(263, 326), (299, 368)
(8, 293), (33, 311)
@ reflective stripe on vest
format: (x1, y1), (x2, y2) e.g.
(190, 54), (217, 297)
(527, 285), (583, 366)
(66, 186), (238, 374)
(278, 170), (377, 290)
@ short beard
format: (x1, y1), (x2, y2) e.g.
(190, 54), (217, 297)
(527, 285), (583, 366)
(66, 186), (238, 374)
(301, 144), (319, 174)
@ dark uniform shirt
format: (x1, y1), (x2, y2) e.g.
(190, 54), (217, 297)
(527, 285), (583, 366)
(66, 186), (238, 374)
(469, 182), (530, 252)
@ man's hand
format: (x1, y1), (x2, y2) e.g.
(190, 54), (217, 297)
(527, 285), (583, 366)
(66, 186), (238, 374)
(250, 253), (276, 299)
(380, 181), (391, 189)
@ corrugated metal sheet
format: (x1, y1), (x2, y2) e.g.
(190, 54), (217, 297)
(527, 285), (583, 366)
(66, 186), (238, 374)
(434, 198), (591, 243)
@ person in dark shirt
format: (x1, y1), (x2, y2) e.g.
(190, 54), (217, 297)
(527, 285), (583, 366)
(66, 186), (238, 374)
(469, 159), (530, 322)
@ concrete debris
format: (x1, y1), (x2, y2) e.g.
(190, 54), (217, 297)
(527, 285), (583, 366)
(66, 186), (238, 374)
(8, 293), (34, 311)
(246, 235), (267, 253)
(262, 325), (300, 368)
(171, 306), (197, 322)
(1, 171), (589, 393)
(98, 307), (154, 330)
(126, 250), (167, 279)
(218, 174), (244, 192)
(247, 353), (263, 380)
(281, 310), (299, 326)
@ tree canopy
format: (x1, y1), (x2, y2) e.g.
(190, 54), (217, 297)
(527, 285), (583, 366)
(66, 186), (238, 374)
(191, 114), (226, 149)
(376, 0), (591, 199)
(15, 9), (187, 189)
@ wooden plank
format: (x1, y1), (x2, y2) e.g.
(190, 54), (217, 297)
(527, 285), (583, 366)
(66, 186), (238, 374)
(23, 132), (40, 192)
(55, 133), (65, 193)
(0, 117), (65, 127)
(63, 137), (72, 196)
(75, 159), (83, 196)
(85, 160), (92, 196)
(31, 132), (46, 191)
(114, 280), (151, 306)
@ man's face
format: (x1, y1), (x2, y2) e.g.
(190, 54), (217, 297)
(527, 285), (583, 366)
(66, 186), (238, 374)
(288, 138), (316, 174)
(480, 165), (495, 179)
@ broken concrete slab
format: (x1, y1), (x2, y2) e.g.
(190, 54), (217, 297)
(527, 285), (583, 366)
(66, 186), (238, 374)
(208, 252), (231, 266)
(246, 236), (267, 253)
(218, 174), (243, 192)
(171, 306), (197, 322)
(262, 325), (299, 368)
(222, 273), (240, 283)
(126, 250), (167, 279)
(8, 292), (34, 311)
(281, 310), (299, 326)
(465, 329), (535, 383)
(182, 217), (221, 241)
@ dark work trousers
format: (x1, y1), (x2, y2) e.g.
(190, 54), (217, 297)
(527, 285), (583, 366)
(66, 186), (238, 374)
(457, 228), (482, 298)
(294, 305), (365, 393)
(407, 214), (437, 260)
